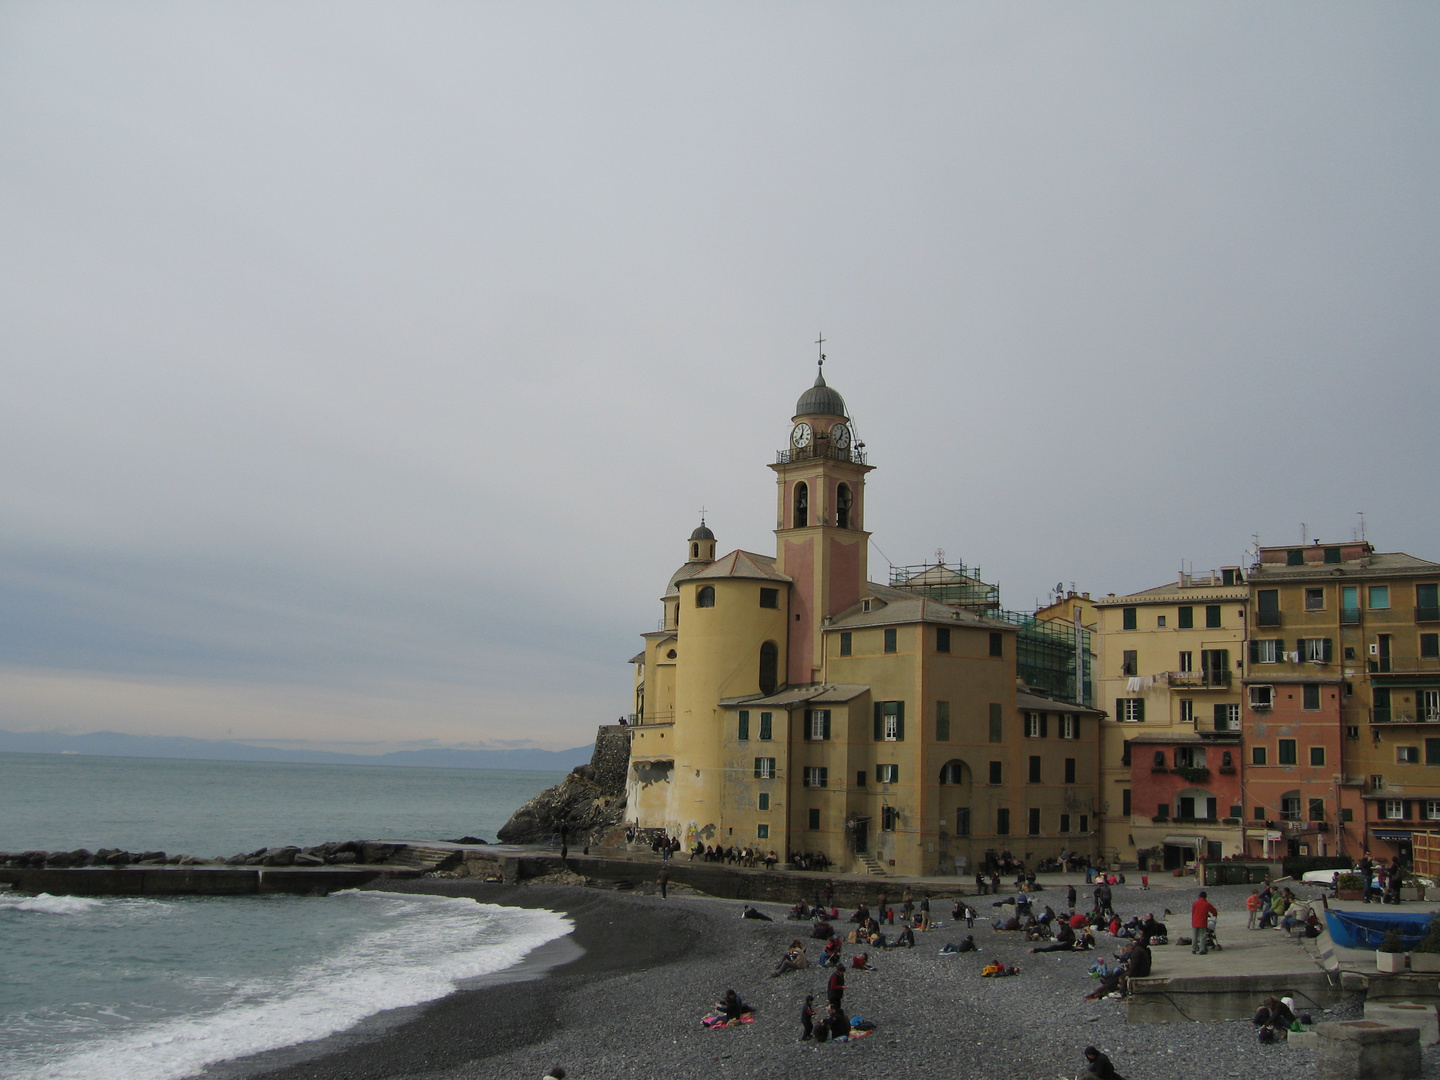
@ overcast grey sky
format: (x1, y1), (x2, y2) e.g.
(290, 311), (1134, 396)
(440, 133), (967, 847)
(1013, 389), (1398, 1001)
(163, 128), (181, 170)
(1, 3), (1436, 751)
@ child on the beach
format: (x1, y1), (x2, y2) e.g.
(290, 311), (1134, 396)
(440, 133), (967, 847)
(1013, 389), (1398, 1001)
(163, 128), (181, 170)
(800, 995), (817, 1041)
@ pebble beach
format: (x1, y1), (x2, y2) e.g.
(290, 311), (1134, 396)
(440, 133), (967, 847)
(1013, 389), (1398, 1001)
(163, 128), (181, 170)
(231, 878), (1440, 1080)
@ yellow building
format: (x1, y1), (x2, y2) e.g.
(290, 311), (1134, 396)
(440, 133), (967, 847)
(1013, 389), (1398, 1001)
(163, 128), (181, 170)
(626, 365), (1100, 876)
(1093, 569), (1249, 866)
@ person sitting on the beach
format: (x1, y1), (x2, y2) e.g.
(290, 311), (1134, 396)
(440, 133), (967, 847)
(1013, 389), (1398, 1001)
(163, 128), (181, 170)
(1141, 912), (1168, 942)
(954, 934), (977, 952)
(993, 915), (1021, 932)
(894, 923), (916, 947)
(825, 1002), (850, 1041)
(788, 900), (810, 920)
(1280, 901), (1312, 935)
(850, 951), (871, 970)
(1080, 1045), (1125, 1080)
(820, 936), (843, 966)
(849, 901), (871, 924)
(813, 919), (836, 942)
(716, 989), (753, 1021)
(771, 939), (809, 976)
(1030, 920), (1077, 953)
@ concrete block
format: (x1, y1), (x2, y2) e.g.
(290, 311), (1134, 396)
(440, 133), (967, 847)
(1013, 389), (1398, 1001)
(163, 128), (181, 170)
(1289, 1030), (1319, 1049)
(1315, 1020), (1421, 1080)
(1364, 1002), (1440, 1045)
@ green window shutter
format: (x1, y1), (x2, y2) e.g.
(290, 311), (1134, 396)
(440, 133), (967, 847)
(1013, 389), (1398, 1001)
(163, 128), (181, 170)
(874, 702), (883, 742)
(738, 711), (749, 740)
(1273, 638), (1285, 656)
(1040, 713), (1048, 738)
(1249, 640), (1259, 663)
(823, 712), (832, 740)
(1426, 739), (1440, 766)
(1116, 698), (1124, 721)
(1136, 699), (1145, 722)
(1073, 717), (1081, 740)
(753, 758), (761, 779)
(802, 709), (812, 741)
(1323, 638), (1334, 662)
(895, 701), (905, 741)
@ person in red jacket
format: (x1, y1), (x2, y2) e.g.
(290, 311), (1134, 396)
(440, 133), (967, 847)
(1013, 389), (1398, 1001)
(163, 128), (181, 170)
(1191, 891), (1218, 955)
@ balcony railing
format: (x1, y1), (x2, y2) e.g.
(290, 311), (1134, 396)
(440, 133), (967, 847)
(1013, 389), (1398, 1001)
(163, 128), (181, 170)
(1371, 708), (1440, 724)
(1168, 670), (1232, 689)
(1367, 655), (1440, 676)
(1418, 605), (1440, 623)
(1256, 610), (1282, 627)
(775, 444), (868, 466)
(1341, 607), (1362, 624)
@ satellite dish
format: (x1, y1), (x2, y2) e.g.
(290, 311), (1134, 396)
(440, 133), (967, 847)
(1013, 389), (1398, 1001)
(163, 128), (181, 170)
(1055, 582), (1064, 594)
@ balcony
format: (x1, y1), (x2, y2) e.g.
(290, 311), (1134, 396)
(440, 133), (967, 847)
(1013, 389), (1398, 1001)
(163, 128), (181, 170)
(1367, 655), (1440, 678)
(1418, 606), (1440, 624)
(1371, 707), (1440, 725)
(1168, 670), (1232, 689)
(1341, 607), (1362, 624)
(1171, 766), (1211, 783)
(775, 444), (867, 466)
(1257, 610), (1282, 628)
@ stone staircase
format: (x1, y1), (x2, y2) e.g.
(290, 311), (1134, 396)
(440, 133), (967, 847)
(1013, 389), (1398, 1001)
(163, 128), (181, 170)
(384, 844), (464, 873)
(857, 853), (887, 876)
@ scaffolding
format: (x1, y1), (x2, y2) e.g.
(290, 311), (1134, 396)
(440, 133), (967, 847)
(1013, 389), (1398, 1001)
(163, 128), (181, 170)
(890, 560), (1093, 706)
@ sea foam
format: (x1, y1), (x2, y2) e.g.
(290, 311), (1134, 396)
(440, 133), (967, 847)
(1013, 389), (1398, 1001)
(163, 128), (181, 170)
(0, 892), (106, 916)
(4, 891), (572, 1080)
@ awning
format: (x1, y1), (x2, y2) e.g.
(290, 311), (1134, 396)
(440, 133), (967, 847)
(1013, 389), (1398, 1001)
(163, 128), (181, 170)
(1162, 835), (1204, 848)
(1373, 830), (1413, 841)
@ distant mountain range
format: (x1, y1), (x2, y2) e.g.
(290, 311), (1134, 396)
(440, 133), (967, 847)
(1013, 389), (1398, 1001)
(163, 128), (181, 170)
(0, 728), (593, 773)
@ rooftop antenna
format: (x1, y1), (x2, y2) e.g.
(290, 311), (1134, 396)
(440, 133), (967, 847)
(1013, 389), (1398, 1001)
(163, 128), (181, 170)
(1358, 511), (1366, 543)
(1301, 522), (1309, 545)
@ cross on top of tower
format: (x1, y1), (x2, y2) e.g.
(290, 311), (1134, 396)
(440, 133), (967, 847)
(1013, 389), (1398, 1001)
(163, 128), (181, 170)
(815, 331), (826, 370)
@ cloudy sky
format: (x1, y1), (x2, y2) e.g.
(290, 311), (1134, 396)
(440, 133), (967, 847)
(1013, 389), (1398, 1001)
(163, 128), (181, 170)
(1, 4), (1435, 752)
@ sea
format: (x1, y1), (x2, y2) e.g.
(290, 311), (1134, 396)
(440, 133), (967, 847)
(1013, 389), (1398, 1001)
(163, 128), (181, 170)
(0, 752), (573, 1080)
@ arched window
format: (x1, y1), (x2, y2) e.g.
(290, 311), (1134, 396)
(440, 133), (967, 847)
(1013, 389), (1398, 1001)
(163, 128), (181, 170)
(759, 641), (778, 695)
(696, 586), (715, 608)
(793, 482), (808, 528)
(692, 542), (699, 559)
(836, 483), (853, 529)
(939, 760), (970, 785)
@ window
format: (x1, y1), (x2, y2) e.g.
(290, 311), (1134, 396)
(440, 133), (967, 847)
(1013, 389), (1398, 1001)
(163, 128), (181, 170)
(1421, 634), (1439, 660)
(1398, 746), (1419, 764)
(808, 808), (821, 829)
(754, 757), (775, 779)
(1117, 698), (1144, 722)
(1303, 684), (1321, 710)
(1205, 605), (1222, 628)
(1178, 605), (1194, 629)
(935, 700), (950, 741)
(759, 587), (779, 609)
(758, 641), (778, 695)
(1374, 686), (1392, 721)
(805, 709), (831, 741)
(1025, 713), (1042, 738)
(856, 770), (866, 787)
(1324, 547), (1341, 564)
(883, 628), (897, 653)
(835, 483), (853, 529)
(989, 632), (1003, 658)
(996, 808), (1010, 835)
(1347, 726), (1360, 740)
(1180, 699), (1194, 724)
(1371, 774), (1386, 791)
(876, 764), (898, 784)
(954, 808), (970, 835)
(1302, 638), (1333, 663)
(1426, 690), (1440, 723)
(936, 627), (951, 653)
(1250, 685), (1274, 710)
(1426, 800), (1440, 821)
(1157, 615), (1167, 628)
(1416, 583), (1439, 620)
(1383, 800), (1404, 821)
(1253, 806), (1266, 820)
(1175, 746), (1203, 768)
(803, 766), (829, 787)
(875, 700), (904, 741)
(1079, 814), (1088, 832)
(1153, 750), (1166, 769)
(988, 703), (1003, 742)
(1342, 807), (1354, 822)
(1278, 739), (1297, 765)
(1309, 798), (1325, 821)
(696, 586), (715, 608)
(738, 710), (750, 741)
(1060, 813), (1071, 833)
(839, 632), (852, 657)
(1252, 746), (1267, 765)
(1028, 756), (1041, 783)
(758, 792), (770, 811)
(1122, 789), (1131, 816)
(1178, 651), (1193, 673)
(1122, 650), (1138, 677)
(1061, 715), (1078, 739)
(1305, 588), (1325, 611)
(1342, 585), (1360, 623)
(881, 806), (898, 831)
(1310, 746), (1325, 766)
(1281, 795), (1301, 821)
(1254, 639), (1280, 663)
(1256, 590), (1280, 627)
(1155, 804), (1169, 821)
(1287, 548), (1305, 566)
(1064, 757), (1076, 784)
(793, 482), (808, 528)
(1122, 607), (1137, 630)
(756, 823), (769, 839)
(939, 762), (965, 784)
(988, 761), (1003, 785)
(1028, 808), (1041, 836)
(1369, 585), (1390, 610)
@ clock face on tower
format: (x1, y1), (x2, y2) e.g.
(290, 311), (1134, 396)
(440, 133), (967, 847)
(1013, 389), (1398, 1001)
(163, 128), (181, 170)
(829, 422), (851, 450)
(791, 422), (813, 449)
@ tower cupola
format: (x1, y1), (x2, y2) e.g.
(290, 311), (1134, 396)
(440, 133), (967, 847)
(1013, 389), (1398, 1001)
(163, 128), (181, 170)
(687, 518), (717, 563)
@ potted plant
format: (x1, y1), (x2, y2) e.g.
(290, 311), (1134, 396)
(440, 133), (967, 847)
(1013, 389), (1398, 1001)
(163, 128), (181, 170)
(1411, 915), (1440, 972)
(1335, 872), (1364, 901)
(1377, 927), (1408, 973)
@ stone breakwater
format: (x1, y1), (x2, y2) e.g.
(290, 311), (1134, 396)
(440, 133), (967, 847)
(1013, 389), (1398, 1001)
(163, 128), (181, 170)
(0, 839), (432, 870)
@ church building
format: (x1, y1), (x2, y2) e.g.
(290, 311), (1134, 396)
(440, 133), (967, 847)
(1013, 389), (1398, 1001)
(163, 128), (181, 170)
(625, 363), (1100, 876)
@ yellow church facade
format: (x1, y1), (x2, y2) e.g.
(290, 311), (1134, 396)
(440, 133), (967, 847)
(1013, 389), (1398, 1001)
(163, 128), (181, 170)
(626, 366), (1101, 877)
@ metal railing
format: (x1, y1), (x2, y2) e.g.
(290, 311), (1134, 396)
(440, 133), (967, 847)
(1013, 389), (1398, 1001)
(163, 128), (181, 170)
(1341, 607), (1362, 624)
(775, 444), (867, 466)
(1256, 610), (1282, 627)
(1168, 670), (1232, 689)
(1418, 606), (1440, 623)
(1371, 708), (1440, 724)
(1368, 656), (1440, 675)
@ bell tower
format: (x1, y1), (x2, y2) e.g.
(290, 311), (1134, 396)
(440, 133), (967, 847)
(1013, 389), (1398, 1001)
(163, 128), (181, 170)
(771, 352), (872, 686)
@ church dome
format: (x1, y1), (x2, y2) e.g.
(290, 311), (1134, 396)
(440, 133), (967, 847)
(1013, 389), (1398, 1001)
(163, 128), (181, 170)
(794, 368), (847, 419)
(689, 523), (715, 541)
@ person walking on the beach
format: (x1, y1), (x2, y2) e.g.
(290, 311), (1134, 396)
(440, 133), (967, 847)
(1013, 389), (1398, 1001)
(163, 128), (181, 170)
(800, 995), (817, 1041)
(657, 866), (669, 898)
(1191, 891), (1218, 954)
(826, 964), (845, 1008)
(1067, 883), (1077, 911)
(822, 880), (834, 909)
(1246, 890), (1262, 929)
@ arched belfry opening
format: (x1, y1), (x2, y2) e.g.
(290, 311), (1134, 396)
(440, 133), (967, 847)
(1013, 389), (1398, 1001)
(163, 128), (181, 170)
(836, 483), (853, 529)
(794, 482), (808, 528)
